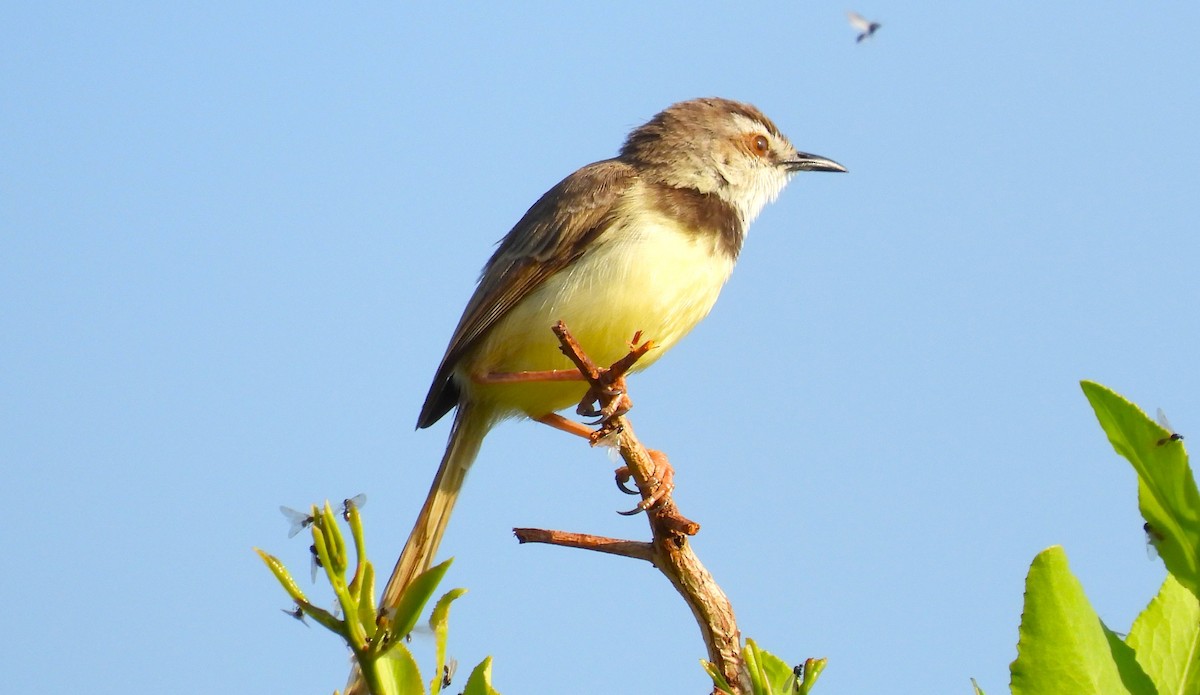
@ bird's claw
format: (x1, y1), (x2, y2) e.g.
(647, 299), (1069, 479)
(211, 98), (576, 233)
(617, 501), (651, 516)
(614, 466), (640, 495)
(613, 450), (675, 515)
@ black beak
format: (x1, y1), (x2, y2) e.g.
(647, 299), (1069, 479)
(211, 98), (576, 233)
(784, 151), (847, 173)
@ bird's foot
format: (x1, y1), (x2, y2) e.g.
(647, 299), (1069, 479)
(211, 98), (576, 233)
(617, 449), (675, 515)
(574, 331), (654, 426)
(576, 372), (632, 422)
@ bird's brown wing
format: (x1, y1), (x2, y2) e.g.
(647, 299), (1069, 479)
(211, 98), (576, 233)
(417, 159), (639, 428)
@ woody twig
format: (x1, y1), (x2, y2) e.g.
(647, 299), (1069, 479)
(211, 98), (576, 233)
(513, 321), (746, 695)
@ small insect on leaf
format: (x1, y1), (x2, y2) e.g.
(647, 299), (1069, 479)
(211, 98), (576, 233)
(1156, 408), (1184, 446)
(341, 493), (367, 521)
(1144, 521), (1165, 559)
(442, 659), (458, 688)
(280, 505), (315, 538)
(309, 543), (322, 582)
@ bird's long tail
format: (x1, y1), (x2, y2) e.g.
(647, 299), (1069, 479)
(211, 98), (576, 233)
(345, 403), (488, 694)
(379, 400), (490, 610)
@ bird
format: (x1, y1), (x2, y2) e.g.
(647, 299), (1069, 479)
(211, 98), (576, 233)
(381, 97), (845, 608)
(847, 11), (881, 43)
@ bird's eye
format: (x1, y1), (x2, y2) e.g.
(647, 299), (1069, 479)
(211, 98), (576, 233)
(747, 134), (770, 157)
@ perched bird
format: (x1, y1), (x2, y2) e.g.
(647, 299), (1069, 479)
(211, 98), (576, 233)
(847, 11), (881, 43)
(382, 97), (846, 607)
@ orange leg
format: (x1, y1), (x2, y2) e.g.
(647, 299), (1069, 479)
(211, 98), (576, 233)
(481, 328), (651, 444)
(471, 369), (587, 385)
(534, 413), (595, 440)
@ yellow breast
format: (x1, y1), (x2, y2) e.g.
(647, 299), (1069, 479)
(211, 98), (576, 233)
(460, 206), (737, 418)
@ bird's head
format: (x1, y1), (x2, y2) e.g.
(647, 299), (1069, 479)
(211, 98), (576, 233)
(619, 97), (846, 224)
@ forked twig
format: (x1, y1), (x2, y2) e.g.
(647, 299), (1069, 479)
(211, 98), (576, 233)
(516, 322), (746, 694)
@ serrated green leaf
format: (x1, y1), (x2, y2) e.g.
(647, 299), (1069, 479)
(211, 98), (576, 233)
(1010, 546), (1149, 695)
(1127, 573), (1200, 694)
(255, 548), (308, 604)
(387, 559), (453, 643)
(462, 656), (500, 695)
(1102, 622), (1157, 695)
(429, 588), (468, 638)
(375, 645), (424, 695)
(1081, 381), (1200, 599)
(428, 588), (467, 695)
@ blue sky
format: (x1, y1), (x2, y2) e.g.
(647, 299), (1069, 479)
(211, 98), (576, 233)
(3, 3), (1198, 693)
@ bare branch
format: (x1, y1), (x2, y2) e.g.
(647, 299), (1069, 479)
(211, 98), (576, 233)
(513, 528), (655, 563)
(517, 322), (746, 694)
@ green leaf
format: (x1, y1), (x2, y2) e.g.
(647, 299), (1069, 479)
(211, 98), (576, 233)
(255, 548), (308, 605)
(970, 677), (986, 694)
(387, 559), (453, 644)
(347, 497), (369, 597)
(755, 647), (797, 695)
(738, 640), (805, 695)
(1102, 623), (1157, 695)
(743, 639), (768, 694)
(461, 656), (501, 695)
(1010, 546), (1152, 695)
(357, 561), (378, 639)
(428, 588), (467, 695)
(314, 502), (348, 577)
(798, 658), (826, 695)
(1081, 381), (1200, 598)
(1127, 573), (1200, 694)
(701, 659), (736, 694)
(375, 645), (425, 695)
